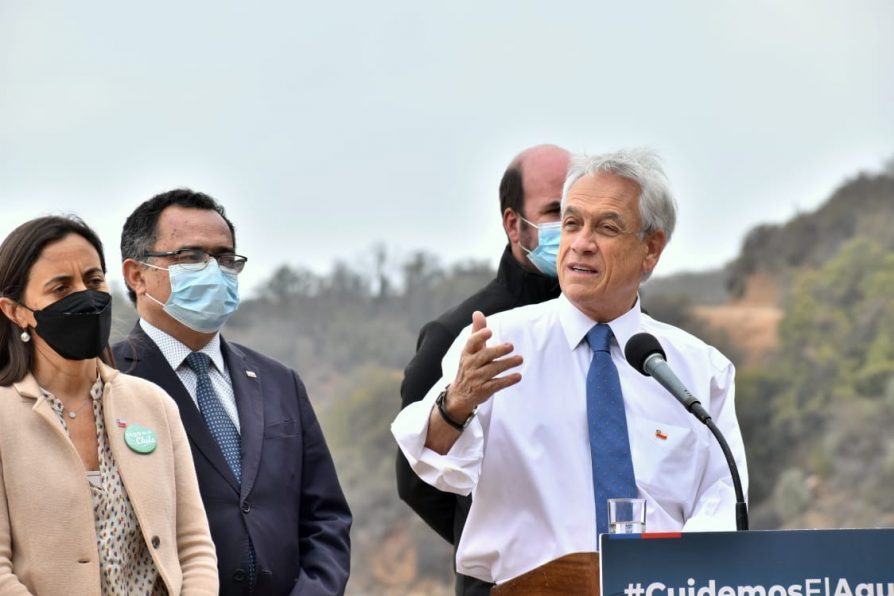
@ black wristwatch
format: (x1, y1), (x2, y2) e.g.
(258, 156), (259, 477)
(435, 386), (476, 432)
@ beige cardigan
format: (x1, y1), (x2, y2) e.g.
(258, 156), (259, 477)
(0, 362), (218, 595)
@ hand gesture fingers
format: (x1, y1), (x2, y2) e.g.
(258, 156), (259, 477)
(464, 311), (493, 354)
(448, 311), (523, 412)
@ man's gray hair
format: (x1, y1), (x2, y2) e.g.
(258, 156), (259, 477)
(561, 148), (677, 242)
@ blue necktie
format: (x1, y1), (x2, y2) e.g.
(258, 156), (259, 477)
(185, 352), (256, 589)
(586, 324), (638, 539)
(185, 352), (242, 483)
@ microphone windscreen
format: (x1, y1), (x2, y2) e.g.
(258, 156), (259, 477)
(624, 332), (666, 375)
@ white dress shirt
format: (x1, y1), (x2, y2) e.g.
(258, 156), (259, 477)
(391, 294), (747, 584)
(139, 318), (241, 432)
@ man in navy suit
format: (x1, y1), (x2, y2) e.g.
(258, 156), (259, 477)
(113, 189), (351, 596)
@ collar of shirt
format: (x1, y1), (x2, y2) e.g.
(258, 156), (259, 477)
(139, 318), (228, 376)
(556, 293), (643, 354)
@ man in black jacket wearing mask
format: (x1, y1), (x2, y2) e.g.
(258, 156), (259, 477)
(396, 144), (570, 595)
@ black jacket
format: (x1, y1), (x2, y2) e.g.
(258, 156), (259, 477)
(114, 325), (352, 596)
(396, 245), (560, 594)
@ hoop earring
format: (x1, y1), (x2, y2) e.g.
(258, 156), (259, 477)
(20, 329), (30, 343)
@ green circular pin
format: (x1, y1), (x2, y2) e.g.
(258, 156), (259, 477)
(124, 424), (157, 454)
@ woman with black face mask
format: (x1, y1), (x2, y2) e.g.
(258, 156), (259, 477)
(0, 216), (218, 595)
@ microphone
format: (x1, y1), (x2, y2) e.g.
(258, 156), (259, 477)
(624, 333), (712, 423)
(624, 332), (749, 531)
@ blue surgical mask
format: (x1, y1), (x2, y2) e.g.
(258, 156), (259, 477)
(519, 216), (561, 277)
(145, 259), (240, 333)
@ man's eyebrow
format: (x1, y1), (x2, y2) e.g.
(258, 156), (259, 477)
(172, 244), (236, 253)
(562, 207), (626, 224)
(540, 200), (562, 213)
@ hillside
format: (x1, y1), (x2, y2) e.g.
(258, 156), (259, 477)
(647, 169), (894, 532)
(726, 172), (894, 300)
(645, 170), (894, 370)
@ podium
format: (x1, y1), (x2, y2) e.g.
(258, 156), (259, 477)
(600, 529), (894, 594)
(491, 529), (894, 595)
(490, 552), (600, 595)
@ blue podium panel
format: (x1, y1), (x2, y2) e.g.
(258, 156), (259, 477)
(600, 529), (894, 596)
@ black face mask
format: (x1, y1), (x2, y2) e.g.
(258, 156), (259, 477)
(26, 290), (112, 361)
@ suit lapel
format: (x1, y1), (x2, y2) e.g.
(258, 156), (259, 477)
(222, 338), (264, 499)
(117, 324), (240, 493)
(100, 364), (168, 525)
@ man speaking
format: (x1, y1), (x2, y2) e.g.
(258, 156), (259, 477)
(392, 149), (747, 588)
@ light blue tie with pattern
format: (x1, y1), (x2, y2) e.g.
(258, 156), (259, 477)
(586, 324), (638, 539)
(185, 352), (242, 484)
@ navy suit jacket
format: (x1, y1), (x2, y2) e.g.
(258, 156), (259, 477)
(113, 324), (351, 596)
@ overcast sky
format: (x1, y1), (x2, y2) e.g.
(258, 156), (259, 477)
(2, 0), (892, 297)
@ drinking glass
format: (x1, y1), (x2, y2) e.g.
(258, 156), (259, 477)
(608, 498), (646, 534)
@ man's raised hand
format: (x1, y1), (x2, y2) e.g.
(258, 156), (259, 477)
(443, 311), (523, 420)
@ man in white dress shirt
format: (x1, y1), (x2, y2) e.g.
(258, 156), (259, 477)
(391, 149), (748, 586)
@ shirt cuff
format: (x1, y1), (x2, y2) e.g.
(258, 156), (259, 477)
(391, 395), (485, 495)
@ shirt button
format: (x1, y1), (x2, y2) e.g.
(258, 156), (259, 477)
(151, 536), (160, 549)
(233, 569), (246, 582)
(241, 501), (251, 513)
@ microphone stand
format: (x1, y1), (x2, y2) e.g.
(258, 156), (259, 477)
(626, 335), (750, 531)
(704, 418), (749, 531)
(668, 384), (749, 531)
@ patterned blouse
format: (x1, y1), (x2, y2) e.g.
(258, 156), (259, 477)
(42, 377), (167, 596)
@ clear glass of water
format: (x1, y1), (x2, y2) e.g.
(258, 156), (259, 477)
(608, 498), (646, 534)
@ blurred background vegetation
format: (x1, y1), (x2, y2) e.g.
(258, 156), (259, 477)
(110, 160), (894, 594)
